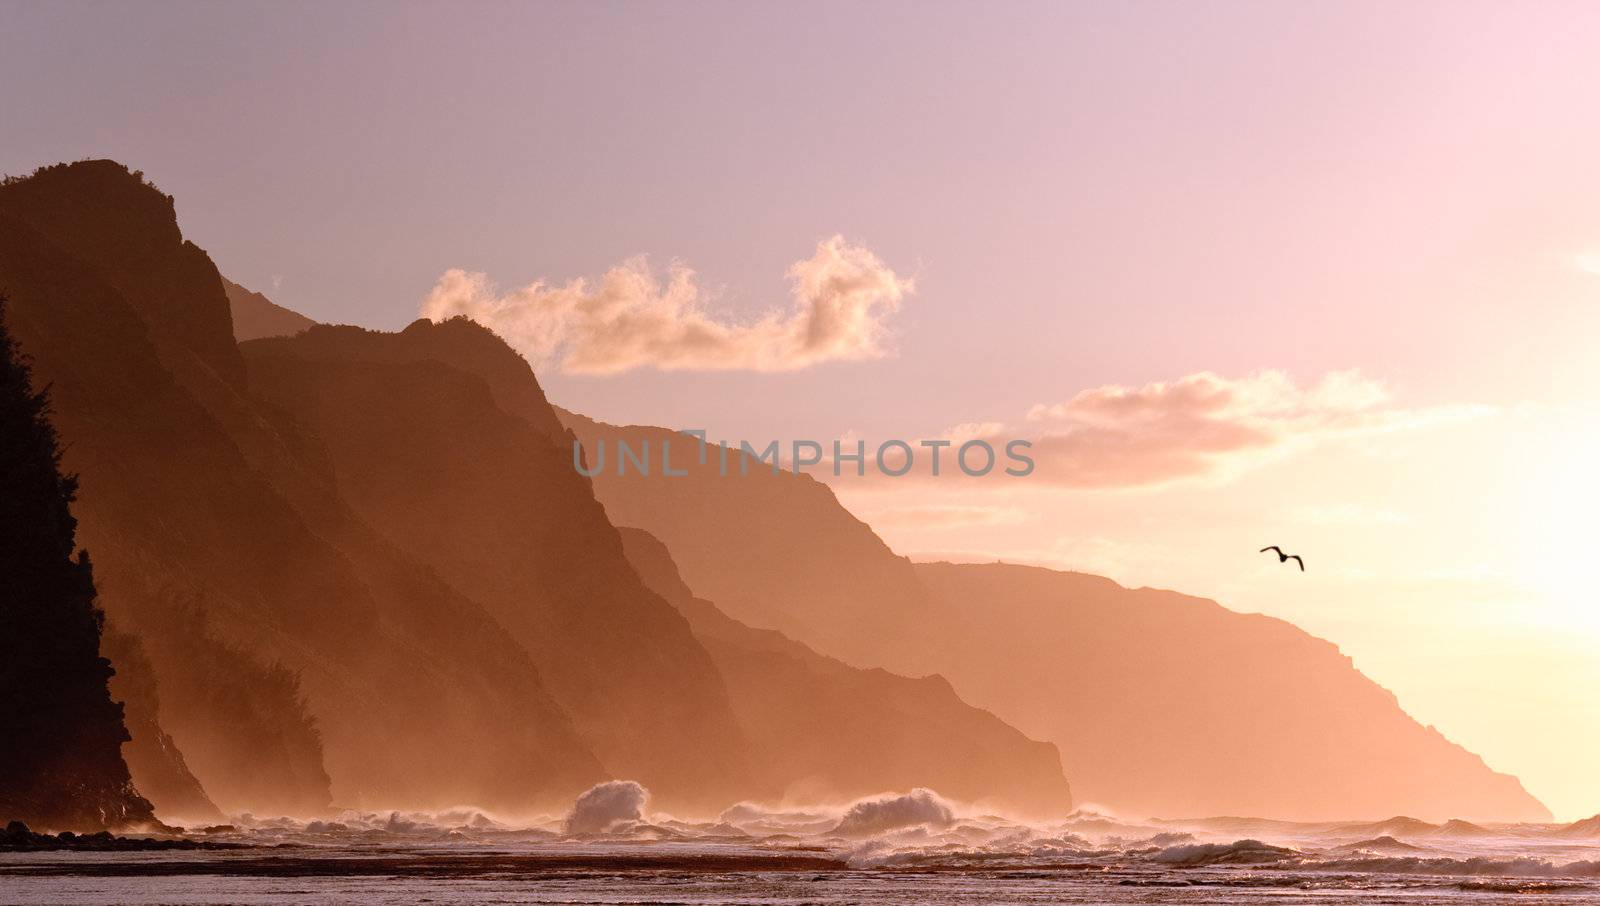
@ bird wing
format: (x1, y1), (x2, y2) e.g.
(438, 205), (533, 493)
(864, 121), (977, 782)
(1259, 546), (1282, 555)
(1288, 555), (1304, 571)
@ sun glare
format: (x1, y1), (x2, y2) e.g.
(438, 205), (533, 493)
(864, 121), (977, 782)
(1522, 430), (1600, 633)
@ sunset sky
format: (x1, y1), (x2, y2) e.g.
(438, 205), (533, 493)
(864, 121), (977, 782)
(4, 1), (1598, 818)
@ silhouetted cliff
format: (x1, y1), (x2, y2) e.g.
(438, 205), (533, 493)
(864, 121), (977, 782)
(99, 628), (222, 824)
(912, 562), (1549, 823)
(559, 411), (937, 669)
(560, 412), (1552, 823)
(618, 526), (1073, 814)
(2, 157), (1545, 825)
(0, 163), (242, 385)
(243, 321), (752, 811)
(111, 602), (330, 817)
(0, 297), (155, 832)
(241, 314), (1088, 813)
(222, 278), (314, 341)
(0, 161), (602, 813)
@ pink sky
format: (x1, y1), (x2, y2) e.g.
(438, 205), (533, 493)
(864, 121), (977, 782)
(4, 0), (1599, 817)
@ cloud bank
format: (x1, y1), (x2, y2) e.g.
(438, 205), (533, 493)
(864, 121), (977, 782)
(830, 370), (1486, 489)
(421, 236), (911, 375)
(1020, 369), (1411, 488)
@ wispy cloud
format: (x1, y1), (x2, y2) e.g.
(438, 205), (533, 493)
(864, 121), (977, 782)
(420, 236), (911, 375)
(834, 370), (1489, 489)
(1016, 370), (1453, 488)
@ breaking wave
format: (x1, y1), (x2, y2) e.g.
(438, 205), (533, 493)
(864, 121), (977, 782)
(832, 788), (955, 836)
(114, 788), (1600, 895)
(1150, 838), (1299, 866)
(565, 780), (649, 835)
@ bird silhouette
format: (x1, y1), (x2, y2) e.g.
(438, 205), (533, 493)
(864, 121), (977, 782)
(1260, 546), (1305, 571)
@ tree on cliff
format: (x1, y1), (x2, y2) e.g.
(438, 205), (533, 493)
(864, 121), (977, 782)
(0, 294), (155, 830)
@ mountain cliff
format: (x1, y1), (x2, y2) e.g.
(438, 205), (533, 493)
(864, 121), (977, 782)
(241, 315), (1081, 814)
(223, 278), (315, 341)
(1, 157), (1547, 825)
(911, 562), (1549, 822)
(0, 161), (602, 814)
(0, 297), (155, 832)
(242, 321), (754, 811)
(559, 412), (1552, 823)
(558, 411), (936, 669)
(617, 526), (1073, 814)
(99, 627), (222, 824)
(0, 159), (1074, 819)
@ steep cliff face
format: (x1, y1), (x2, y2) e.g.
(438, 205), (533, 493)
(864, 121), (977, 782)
(911, 562), (1549, 823)
(1, 157), (1544, 826)
(0, 297), (155, 832)
(243, 314), (1083, 814)
(560, 411), (1552, 823)
(107, 602), (331, 817)
(559, 411), (938, 669)
(0, 161), (602, 814)
(99, 628), (222, 825)
(0, 162), (243, 386)
(617, 527), (1073, 815)
(223, 278), (315, 342)
(242, 322), (752, 811)
(244, 317), (569, 445)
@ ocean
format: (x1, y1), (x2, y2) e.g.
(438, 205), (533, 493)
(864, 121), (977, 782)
(4, 804), (1599, 904)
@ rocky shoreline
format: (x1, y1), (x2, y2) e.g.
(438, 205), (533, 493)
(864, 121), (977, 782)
(1, 821), (240, 852)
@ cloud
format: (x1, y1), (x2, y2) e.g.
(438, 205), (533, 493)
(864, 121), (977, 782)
(1017, 370), (1384, 487)
(822, 370), (1487, 489)
(1016, 370), (1495, 488)
(420, 236), (911, 375)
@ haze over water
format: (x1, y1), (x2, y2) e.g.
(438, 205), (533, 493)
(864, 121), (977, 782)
(8, 789), (1600, 905)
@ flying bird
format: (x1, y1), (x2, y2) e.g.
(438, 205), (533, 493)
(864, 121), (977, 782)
(1260, 546), (1305, 571)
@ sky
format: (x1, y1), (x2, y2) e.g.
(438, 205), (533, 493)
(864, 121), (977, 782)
(3, 0), (1599, 818)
